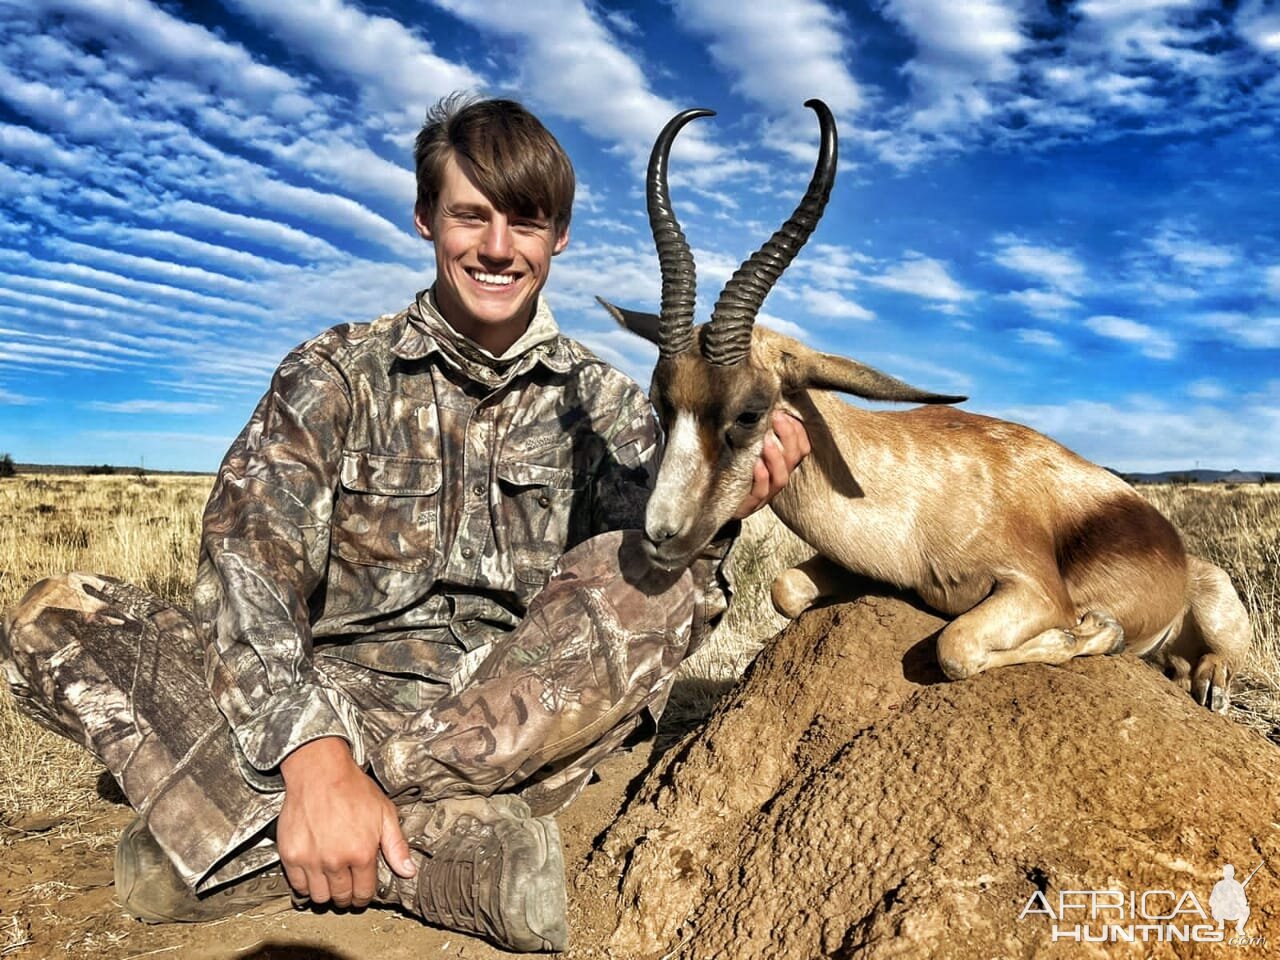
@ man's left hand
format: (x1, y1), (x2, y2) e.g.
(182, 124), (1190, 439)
(733, 411), (810, 520)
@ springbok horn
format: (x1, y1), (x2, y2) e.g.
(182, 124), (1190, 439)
(704, 99), (837, 366)
(647, 107), (715, 358)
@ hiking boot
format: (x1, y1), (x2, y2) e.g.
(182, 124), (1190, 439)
(114, 816), (293, 923)
(380, 795), (568, 952)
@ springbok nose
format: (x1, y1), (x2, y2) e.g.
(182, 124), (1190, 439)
(645, 518), (681, 545)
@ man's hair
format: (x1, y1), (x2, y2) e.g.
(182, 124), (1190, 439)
(414, 94), (575, 233)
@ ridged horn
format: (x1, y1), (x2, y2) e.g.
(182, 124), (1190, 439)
(647, 107), (714, 358)
(704, 99), (838, 365)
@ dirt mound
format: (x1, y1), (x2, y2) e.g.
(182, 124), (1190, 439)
(589, 594), (1280, 959)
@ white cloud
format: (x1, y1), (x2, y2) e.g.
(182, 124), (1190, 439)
(69, 223), (297, 277)
(428, 0), (728, 173)
(994, 395), (1279, 472)
(993, 238), (1089, 295)
(222, 0), (483, 134)
(1003, 288), (1080, 319)
(85, 399), (220, 414)
(877, 0), (1028, 129)
(1084, 313), (1177, 359)
(801, 287), (876, 321)
(1149, 225), (1238, 273)
(672, 0), (863, 119)
(1187, 378), (1226, 400)
(865, 255), (974, 303)
(1017, 328), (1066, 351)
(0, 250), (268, 323)
(45, 239), (260, 300)
(0, 385), (37, 404)
(1238, 0), (1280, 54)
(757, 311), (813, 342)
(1194, 311), (1280, 349)
(165, 201), (345, 263)
(41, 0), (304, 108)
(1267, 264), (1280, 299)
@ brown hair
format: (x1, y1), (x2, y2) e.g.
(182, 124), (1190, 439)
(414, 94), (575, 233)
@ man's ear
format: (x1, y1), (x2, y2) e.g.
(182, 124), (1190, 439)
(413, 204), (434, 242)
(552, 225), (570, 256)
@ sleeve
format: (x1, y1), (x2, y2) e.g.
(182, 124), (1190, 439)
(192, 343), (365, 788)
(590, 379), (737, 655)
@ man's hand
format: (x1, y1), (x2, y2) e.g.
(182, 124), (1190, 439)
(277, 736), (417, 908)
(733, 411), (811, 520)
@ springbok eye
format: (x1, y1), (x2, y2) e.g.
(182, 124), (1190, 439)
(735, 410), (765, 428)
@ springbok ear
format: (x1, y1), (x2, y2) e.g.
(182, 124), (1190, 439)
(597, 297), (662, 347)
(782, 348), (966, 405)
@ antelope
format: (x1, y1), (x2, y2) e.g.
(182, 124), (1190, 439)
(600, 100), (1252, 711)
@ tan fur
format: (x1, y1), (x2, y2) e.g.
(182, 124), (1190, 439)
(648, 325), (1253, 712)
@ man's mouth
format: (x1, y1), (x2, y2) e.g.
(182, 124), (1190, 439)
(468, 268), (516, 287)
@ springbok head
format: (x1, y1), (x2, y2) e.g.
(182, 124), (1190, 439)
(601, 100), (963, 570)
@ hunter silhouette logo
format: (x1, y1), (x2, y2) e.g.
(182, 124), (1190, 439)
(1211, 862), (1263, 936)
(1018, 859), (1268, 947)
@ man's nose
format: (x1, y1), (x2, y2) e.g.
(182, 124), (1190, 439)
(480, 216), (513, 260)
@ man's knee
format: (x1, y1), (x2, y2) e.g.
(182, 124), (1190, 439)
(2, 572), (115, 663)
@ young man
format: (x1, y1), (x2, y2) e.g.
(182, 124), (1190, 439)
(1, 96), (807, 953)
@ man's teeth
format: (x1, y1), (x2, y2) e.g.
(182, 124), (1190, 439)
(470, 270), (515, 286)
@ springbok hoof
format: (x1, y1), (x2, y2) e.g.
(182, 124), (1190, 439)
(1074, 610), (1126, 656)
(1192, 655), (1231, 714)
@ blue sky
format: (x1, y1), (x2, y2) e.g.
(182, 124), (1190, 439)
(1, 0), (1278, 473)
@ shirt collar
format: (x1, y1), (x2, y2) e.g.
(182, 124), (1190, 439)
(392, 289), (573, 377)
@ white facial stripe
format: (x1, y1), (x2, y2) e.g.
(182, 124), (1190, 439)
(647, 411), (705, 539)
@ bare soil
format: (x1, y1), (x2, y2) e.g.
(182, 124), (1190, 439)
(593, 593), (1280, 959)
(0, 733), (653, 960)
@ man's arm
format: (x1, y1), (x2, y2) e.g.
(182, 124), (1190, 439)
(193, 342), (413, 906)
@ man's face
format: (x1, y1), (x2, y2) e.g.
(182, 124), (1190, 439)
(415, 154), (569, 353)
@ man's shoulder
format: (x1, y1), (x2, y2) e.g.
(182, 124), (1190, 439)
(289, 307), (413, 367)
(553, 334), (648, 405)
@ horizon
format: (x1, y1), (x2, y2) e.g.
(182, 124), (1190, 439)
(1, 1), (1278, 473)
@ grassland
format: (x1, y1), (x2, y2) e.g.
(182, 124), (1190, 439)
(0, 473), (1277, 955)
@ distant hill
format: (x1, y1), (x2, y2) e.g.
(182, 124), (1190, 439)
(10, 462), (213, 477)
(1121, 468), (1279, 485)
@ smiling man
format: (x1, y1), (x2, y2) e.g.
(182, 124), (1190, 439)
(0, 95), (808, 953)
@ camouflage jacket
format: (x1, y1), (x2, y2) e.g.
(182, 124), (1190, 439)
(193, 291), (733, 780)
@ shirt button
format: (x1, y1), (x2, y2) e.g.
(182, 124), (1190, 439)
(538, 495), (551, 508)
(472, 483), (485, 496)
(461, 546), (475, 559)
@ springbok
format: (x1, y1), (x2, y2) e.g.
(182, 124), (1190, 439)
(600, 100), (1252, 711)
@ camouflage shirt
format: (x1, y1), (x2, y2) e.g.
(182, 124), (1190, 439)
(193, 290), (732, 780)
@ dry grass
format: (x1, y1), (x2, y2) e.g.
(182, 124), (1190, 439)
(0, 474), (210, 845)
(1136, 483), (1280, 738)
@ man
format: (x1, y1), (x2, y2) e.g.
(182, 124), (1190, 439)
(1, 95), (807, 952)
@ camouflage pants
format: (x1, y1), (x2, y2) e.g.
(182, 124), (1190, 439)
(0, 530), (695, 891)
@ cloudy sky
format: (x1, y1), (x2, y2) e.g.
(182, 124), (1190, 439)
(1, 0), (1278, 473)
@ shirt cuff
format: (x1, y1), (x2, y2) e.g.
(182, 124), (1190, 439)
(229, 684), (366, 792)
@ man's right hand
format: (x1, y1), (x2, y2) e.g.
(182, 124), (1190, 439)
(277, 736), (417, 908)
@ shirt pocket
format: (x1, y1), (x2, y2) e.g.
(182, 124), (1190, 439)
(331, 450), (443, 572)
(495, 455), (582, 586)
